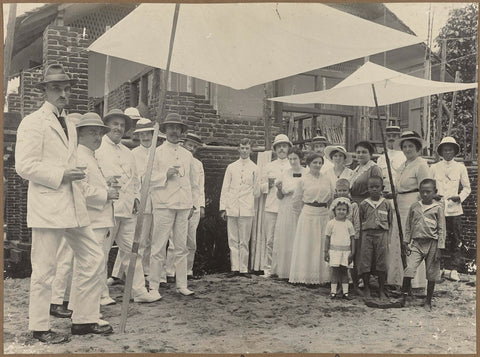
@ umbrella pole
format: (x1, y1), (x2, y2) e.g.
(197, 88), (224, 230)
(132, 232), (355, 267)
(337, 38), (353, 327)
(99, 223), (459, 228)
(120, 3), (181, 333)
(371, 84), (407, 269)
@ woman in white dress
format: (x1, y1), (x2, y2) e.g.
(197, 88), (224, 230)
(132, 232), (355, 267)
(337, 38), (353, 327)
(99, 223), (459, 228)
(323, 145), (354, 187)
(271, 147), (307, 279)
(289, 153), (335, 285)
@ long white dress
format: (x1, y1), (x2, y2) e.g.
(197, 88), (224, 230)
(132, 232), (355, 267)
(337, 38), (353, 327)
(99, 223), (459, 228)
(271, 167), (307, 279)
(289, 171), (334, 284)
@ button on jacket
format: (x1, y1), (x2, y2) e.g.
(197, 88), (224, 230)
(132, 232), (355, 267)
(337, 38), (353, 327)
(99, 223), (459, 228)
(96, 135), (140, 218)
(261, 158), (291, 213)
(15, 101), (89, 228)
(359, 197), (392, 231)
(431, 159), (471, 216)
(220, 158), (260, 217)
(150, 141), (199, 210)
(404, 201), (446, 249)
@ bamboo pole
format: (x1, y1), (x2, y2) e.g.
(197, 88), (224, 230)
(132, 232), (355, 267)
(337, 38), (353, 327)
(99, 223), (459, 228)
(435, 39), (447, 160)
(103, 26), (111, 116)
(4, 4), (17, 97)
(120, 3), (181, 332)
(446, 71), (461, 136)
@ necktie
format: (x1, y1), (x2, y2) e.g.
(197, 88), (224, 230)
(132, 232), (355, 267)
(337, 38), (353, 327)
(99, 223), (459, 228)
(56, 114), (69, 139)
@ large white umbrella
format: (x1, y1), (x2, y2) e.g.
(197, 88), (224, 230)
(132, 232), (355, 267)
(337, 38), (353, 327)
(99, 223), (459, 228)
(88, 3), (422, 90)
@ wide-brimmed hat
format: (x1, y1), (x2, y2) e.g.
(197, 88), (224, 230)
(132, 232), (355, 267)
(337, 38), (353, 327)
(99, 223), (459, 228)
(103, 109), (133, 132)
(185, 132), (203, 145)
(272, 134), (292, 149)
(324, 145), (353, 166)
(124, 107), (142, 121)
(66, 113), (82, 125)
(159, 113), (188, 133)
(394, 131), (426, 151)
(437, 136), (460, 156)
(310, 135), (329, 145)
(134, 118), (154, 133)
(76, 112), (111, 135)
(35, 64), (77, 89)
(385, 125), (401, 134)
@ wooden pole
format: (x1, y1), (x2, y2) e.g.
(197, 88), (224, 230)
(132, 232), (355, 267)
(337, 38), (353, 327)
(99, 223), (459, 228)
(120, 3), (181, 333)
(4, 4), (17, 97)
(103, 26), (111, 116)
(264, 82), (272, 150)
(446, 71), (461, 136)
(435, 39), (447, 160)
(472, 61), (478, 161)
(372, 84), (407, 269)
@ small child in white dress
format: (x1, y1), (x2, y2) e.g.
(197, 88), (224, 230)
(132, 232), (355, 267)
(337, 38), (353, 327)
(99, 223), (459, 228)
(324, 197), (356, 299)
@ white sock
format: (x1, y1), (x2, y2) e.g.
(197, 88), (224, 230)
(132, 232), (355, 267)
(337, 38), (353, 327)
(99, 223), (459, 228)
(331, 283), (337, 294)
(342, 283), (349, 295)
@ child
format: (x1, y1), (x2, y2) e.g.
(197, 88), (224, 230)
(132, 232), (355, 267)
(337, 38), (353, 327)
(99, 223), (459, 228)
(331, 179), (361, 295)
(400, 179), (446, 311)
(324, 197), (356, 299)
(359, 176), (392, 299)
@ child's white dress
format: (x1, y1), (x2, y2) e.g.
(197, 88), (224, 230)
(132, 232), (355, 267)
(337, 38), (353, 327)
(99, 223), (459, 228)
(325, 218), (355, 268)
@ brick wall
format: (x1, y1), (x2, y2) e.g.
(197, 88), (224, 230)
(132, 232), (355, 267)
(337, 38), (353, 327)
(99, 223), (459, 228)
(7, 93), (21, 114)
(107, 82), (131, 111)
(460, 166), (478, 264)
(19, 68), (43, 116)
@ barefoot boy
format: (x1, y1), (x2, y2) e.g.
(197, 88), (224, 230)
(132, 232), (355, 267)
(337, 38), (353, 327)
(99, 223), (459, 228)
(400, 178), (446, 311)
(358, 176), (392, 299)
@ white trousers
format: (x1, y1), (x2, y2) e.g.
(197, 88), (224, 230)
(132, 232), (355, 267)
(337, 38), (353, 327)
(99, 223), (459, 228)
(29, 226), (103, 331)
(50, 238), (73, 305)
(263, 212), (278, 273)
(139, 213), (153, 277)
(166, 211), (200, 276)
(227, 216), (253, 273)
(151, 208), (190, 289)
(106, 216), (147, 297)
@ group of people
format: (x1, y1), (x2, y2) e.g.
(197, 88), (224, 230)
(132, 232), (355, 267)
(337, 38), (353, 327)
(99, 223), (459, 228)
(16, 64), (206, 343)
(15, 64), (471, 344)
(221, 126), (471, 310)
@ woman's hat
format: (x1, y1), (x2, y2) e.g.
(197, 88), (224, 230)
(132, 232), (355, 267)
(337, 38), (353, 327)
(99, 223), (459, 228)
(134, 118), (154, 133)
(311, 135), (329, 145)
(437, 136), (460, 156)
(159, 113), (188, 133)
(272, 134), (292, 149)
(394, 130), (426, 151)
(124, 107), (142, 121)
(76, 112), (111, 135)
(103, 109), (133, 132)
(324, 145), (353, 166)
(35, 64), (77, 89)
(185, 132), (203, 145)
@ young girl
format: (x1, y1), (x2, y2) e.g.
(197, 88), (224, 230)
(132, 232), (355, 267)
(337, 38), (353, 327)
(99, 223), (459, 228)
(324, 197), (356, 299)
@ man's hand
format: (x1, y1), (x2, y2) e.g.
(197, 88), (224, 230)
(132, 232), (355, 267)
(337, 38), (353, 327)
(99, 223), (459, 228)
(62, 168), (86, 183)
(448, 196), (461, 203)
(132, 198), (140, 214)
(220, 210), (227, 221)
(433, 194), (443, 202)
(106, 175), (121, 186)
(383, 192), (395, 200)
(268, 177), (275, 189)
(324, 251), (329, 263)
(107, 187), (119, 200)
(402, 242), (411, 256)
(348, 253), (353, 265)
(200, 207), (205, 219)
(166, 167), (179, 179)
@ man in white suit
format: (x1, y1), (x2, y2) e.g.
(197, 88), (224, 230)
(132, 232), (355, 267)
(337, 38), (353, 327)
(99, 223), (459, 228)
(15, 64), (113, 343)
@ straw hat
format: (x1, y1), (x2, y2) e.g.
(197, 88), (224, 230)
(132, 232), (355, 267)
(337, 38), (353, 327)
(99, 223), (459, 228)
(159, 113), (188, 133)
(311, 135), (329, 145)
(394, 131), (426, 151)
(76, 112), (111, 135)
(35, 64), (77, 89)
(124, 107), (142, 121)
(134, 118), (154, 133)
(324, 145), (353, 166)
(103, 109), (133, 132)
(437, 136), (460, 156)
(272, 134), (292, 149)
(185, 132), (203, 145)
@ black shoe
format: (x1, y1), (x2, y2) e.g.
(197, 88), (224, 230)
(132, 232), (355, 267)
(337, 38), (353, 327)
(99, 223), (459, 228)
(166, 276), (175, 283)
(33, 330), (69, 344)
(226, 271), (240, 278)
(342, 293), (354, 300)
(62, 300), (69, 308)
(50, 304), (72, 318)
(71, 323), (113, 336)
(239, 273), (252, 279)
(187, 274), (202, 280)
(159, 282), (169, 289)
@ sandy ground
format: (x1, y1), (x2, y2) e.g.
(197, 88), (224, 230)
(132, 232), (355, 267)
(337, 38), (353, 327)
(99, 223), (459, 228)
(3, 273), (476, 354)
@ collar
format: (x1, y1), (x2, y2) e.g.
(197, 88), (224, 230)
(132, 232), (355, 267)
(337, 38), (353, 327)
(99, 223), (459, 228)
(43, 101), (66, 118)
(240, 157), (251, 165)
(104, 135), (122, 147)
(277, 157), (289, 164)
(419, 200), (441, 212)
(365, 197), (385, 208)
(442, 159), (455, 166)
(78, 144), (95, 157)
(165, 140), (181, 149)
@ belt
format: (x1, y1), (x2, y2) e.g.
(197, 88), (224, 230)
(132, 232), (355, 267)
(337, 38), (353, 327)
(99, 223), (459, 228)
(304, 201), (327, 207)
(398, 189), (419, 195)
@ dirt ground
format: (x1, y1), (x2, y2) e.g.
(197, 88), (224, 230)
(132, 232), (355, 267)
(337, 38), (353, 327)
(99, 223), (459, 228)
(3, 273), (476, 354)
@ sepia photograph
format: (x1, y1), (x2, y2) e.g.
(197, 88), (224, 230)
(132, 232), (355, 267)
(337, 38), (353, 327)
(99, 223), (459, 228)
(3, 2), (478, 354)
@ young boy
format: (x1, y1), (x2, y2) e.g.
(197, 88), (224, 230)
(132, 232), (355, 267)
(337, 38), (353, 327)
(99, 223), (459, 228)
(359, 176), (392, 299)
(400, 179), (446, 311)
(331, 179), (361, 294)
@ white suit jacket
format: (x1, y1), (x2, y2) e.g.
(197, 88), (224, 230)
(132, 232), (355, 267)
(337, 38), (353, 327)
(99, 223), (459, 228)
(15, 102), (90, 228)
(260, 158), (290, 213)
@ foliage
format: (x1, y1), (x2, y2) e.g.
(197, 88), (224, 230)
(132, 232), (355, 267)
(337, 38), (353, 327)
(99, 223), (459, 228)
(430, 3), (478, 158)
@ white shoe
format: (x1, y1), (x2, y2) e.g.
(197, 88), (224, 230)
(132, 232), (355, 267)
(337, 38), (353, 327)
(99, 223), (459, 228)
(358, 279), (364, 288)
(100, 296), (116, 306)
(262, 271), (271, 278)
(97, 318), (110, 326)
(134, 290), (162, 303)
(176, 288), (195, 296)
(450, 270), (460, 281)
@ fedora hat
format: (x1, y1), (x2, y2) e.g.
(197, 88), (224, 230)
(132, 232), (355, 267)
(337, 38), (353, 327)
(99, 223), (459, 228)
(35, 64), (77, 89)
(124, 107), (142, 121)
(76, 112), (111, 135)
(324, 145), (353, 166)
(394, 131), (426, 151)
(134, 118), (154, 133)
(437, 136), (460, 156)
(185, 132), (203, 145)
(311, 135), (329, 145)
(272, 134), (292, 149)
(159, 113), (188, 133)
(103, 109), (133, 132)
(385, 125), (401, 134)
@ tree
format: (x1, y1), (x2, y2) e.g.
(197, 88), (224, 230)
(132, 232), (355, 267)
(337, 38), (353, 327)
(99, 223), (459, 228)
(430, 3), (478, 158)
